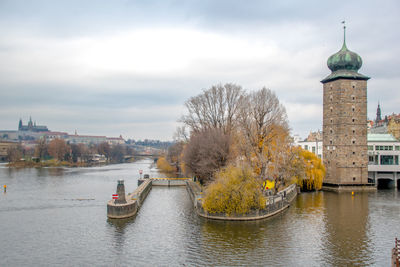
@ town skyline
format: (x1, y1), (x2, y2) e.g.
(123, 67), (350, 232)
(0, 0), (399, 140)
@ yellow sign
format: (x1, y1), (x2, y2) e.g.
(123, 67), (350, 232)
(263, 180), (275, 190)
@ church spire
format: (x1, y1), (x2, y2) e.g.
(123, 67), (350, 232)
(376, 102), (382, 122)
(18, 118), (23, 130)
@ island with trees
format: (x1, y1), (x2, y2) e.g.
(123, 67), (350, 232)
(157, 83), (325, 218)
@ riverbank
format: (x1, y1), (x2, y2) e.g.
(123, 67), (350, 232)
(6, 160), (106, 168)
(5, 158), (138, 168)
(186, 181), (298, 221)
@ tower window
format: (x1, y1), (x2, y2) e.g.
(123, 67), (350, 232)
(353, 151), (355, 155)
(351, 95), (355, 100)
(330, 140), (333, 145)
(352, 118), (355, 122)
(352, 140), (356, 144)
(330, 119), (333, 123)
(353, 177), (356, 181)
(353, 162), (355, 165)
(353, 130), (355, 134)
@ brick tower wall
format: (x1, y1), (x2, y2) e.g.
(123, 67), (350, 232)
(323, 79), (368, 185)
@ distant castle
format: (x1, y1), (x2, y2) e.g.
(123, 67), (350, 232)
(18, 117), (49, 132)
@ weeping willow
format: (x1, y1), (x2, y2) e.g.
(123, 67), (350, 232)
(202, 165), (266, 215)
(298, 149), (326, 191)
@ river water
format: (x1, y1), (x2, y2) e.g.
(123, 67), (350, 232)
(0, 159), (399, 266)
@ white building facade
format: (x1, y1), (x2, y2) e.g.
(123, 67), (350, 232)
(295, 133), (400, 188)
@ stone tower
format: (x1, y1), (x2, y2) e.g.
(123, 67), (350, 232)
(321, 25), (374, 191)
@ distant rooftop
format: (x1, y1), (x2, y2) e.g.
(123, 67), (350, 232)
(367, 133), (398, 142)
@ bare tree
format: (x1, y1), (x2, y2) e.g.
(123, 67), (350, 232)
(183, 128), (231, 184)
(173, 125), (189, 142)
(110, 144), (126, 163)
(167, 142), (184, 164)
(48, 139), (70, 161)
(34, 138), (48, 160)
(181, 83), (244, 134)
(97, 142), (111, 162)
(238, 87), (288, 180)
(7, 144), (23, 162)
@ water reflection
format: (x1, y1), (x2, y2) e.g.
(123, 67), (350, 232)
(107, 216), (136, 232)
(323, 192), (373, 266)
(37, 167), (65, 177)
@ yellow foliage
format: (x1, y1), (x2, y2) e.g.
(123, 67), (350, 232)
(297, 149), (326, 191)
(202, 165), (266, 215)
(157, 156), (176, 173)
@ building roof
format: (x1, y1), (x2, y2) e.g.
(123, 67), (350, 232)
(321, 26), (369, 83)
(367, 133), (398, 142)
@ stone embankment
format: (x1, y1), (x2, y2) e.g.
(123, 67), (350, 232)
(186, 181), (298, 221)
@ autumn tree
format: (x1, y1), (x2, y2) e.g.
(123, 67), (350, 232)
(157, 156), (176, 173)
(238, 87), (288, 180)
(48, 139), (70, 161)
(295, 148), (326, 191)
(202, 165), (266, 215)
(183, 128), (231, 184)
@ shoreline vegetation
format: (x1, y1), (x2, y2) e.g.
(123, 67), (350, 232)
(6, 158), (137, 168)
(4, 138), (137, 168)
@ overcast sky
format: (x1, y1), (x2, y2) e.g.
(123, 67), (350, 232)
(0, 0), (399, 140)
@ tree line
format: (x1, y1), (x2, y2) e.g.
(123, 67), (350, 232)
(7, 138), (134, 164)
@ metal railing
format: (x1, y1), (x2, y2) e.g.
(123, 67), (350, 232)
(191, 182), (298, 219)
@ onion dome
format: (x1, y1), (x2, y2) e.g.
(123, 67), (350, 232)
(321, 24), (369, 83)
(327, 41), (362, 72)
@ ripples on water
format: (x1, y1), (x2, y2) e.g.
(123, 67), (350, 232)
(0, 160), (399, 266)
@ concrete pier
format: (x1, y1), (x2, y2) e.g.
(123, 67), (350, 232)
(107, 179), (152, 219)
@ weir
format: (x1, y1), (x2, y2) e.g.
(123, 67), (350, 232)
(107, 177), (190, 219)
